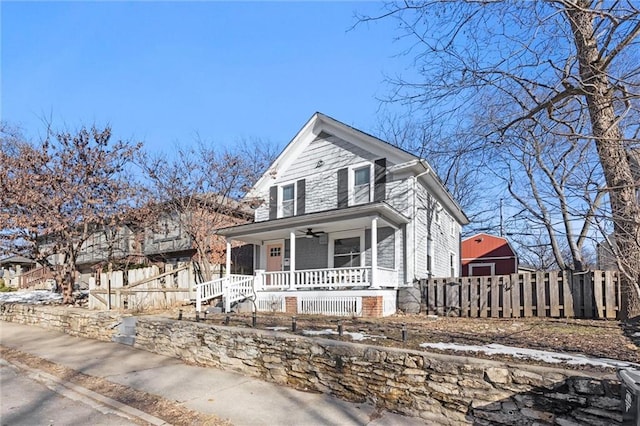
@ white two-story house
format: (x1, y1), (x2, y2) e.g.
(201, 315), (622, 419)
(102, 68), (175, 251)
(200, 112), (469, 317)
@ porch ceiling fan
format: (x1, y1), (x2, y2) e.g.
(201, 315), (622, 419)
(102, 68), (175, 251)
(300, 228), (325, 239)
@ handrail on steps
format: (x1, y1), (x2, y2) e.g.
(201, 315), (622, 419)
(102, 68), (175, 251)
(196, 274), (254, 313)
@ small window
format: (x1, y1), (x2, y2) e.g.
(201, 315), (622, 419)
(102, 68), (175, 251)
(450, 252), (456, 277)
(434, 205), (441, 225)
(450, 216), (455, 236)
(282, 184), (295, 217)
(270, 247), (281, 257)
(353, 166), (371, 205)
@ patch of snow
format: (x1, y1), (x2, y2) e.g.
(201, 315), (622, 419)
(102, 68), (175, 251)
(303, 329), (335, 336)
(0, 290), (62, 304)
(265, 326), (289, 331)
(632, 332), (640, 337)
(419, 342), (638, 369)
(303, 328), (387, 342)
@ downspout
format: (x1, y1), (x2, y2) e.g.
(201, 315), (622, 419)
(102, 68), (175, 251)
(412, 163), (431, 282)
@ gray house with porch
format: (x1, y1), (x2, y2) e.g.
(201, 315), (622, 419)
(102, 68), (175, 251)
(198, 112), (469, 317)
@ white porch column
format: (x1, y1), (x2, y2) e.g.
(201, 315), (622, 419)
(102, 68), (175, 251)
(289, 231), (296, 290)
(370, 217), (380, 289)
(226, 239), (232, 278)
(224, 238), (232, 312)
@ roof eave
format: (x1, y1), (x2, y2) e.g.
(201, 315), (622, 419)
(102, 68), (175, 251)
(218, 202), (410, 240)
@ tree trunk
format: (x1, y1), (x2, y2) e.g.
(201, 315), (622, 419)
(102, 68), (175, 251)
(62, 269), (74, 304)
(567, 3), (640, 318)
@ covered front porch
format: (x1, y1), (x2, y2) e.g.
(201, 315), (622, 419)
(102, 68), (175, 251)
(200, 203), (409, 317)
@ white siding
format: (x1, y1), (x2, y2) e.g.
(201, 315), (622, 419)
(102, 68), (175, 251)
(253, 134), (399, 221)
(282, 135), (378, 183)
(413, 183), (461, 278)
(386, 177), (410, 215)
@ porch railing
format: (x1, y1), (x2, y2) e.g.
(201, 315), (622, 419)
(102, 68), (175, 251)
(377, 266), (399, 288)
(196, 274), (254, 312)
(224, 275), (254, 312)
(196, 267), (399, 312)
(260, 266), (398, 290)
(296, 267), (370, 289)
(20, 266), (60, 289)
(195, 276), (226, 312)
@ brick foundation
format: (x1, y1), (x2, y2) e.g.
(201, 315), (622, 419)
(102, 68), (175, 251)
(362, 296), (383, 317)
(285, 297), (298, 314)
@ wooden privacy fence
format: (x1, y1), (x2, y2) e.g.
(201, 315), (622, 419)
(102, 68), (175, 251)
(89, 264), (195, 310)
(421, 270), (620, 319)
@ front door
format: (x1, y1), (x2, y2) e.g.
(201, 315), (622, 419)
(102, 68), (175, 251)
(266, 244), (283, 271)
(266, 243), (283, 286)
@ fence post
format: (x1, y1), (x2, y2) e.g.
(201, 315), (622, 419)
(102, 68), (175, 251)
(562, 270), (575, 318)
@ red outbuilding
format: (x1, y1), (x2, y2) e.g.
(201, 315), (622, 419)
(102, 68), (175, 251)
(461, 233), (518, 276)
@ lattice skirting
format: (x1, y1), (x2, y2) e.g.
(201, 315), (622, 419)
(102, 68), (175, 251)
(254, 290), (397, 317)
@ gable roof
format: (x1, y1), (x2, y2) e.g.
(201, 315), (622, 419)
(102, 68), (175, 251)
(0, 255), (36, 266)
(248, 112), (469, 225)
(461, 233), (517, 259)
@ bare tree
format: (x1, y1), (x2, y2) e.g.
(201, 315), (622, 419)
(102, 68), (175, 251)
(359, 1), (640, 316)
(139, 140), (274, 282)
(0, 124), (142, 302)
(492, 113), (607, 271)
(375, 113), (497, 231)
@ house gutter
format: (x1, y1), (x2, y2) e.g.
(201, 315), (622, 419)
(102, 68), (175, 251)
(412, 164), (431, 282)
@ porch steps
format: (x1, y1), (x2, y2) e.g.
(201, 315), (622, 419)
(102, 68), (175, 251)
(195, 275), (255, 313)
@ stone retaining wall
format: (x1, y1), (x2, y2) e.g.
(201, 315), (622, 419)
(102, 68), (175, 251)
(0, 303), (623, 425)
(0, 303), (122, 342)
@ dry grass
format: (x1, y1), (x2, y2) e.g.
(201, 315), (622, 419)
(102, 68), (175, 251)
(184, 311), (640, 369)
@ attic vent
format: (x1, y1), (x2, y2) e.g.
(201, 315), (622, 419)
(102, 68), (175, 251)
(315, 130), (333, 140)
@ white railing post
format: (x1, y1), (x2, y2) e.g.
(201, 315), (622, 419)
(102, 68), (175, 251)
(224, 238), (232, 313)
(254, 269), (265, 291)
(196, 284), (202, 312)
(224, 282), (231, 313)
(226, 239), (232, 278)
(289, 231), (296, 290)
(370, 217), (380, 289)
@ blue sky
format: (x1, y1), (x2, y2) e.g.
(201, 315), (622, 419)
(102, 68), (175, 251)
(1, 1), (413, 154)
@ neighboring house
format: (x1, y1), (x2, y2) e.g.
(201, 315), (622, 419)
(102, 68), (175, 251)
(144, 213), (193, 263)
(206, 112), (469, 317)
(461, 233), (518, 276)
(76, 224), (143, 272)
(143, 199), (255, 275)
(0, 255), (37, 288)
(23, 199), (255, 290)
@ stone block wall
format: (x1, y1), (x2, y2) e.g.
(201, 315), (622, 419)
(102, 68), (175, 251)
(0, 303), (624, 425)
(133, 317), (622, 425)
(0, 303), (122, 342)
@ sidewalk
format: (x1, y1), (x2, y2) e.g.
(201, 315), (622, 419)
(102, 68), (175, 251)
(0, 322), (423, 425)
